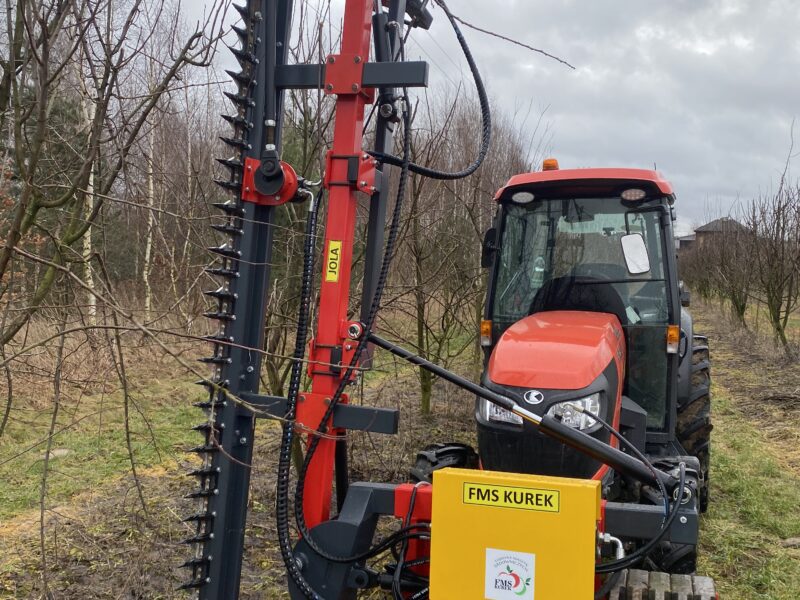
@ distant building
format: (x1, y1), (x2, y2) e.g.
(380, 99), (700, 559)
(693, 217), (747, 248)
(675, 233), (696, 252)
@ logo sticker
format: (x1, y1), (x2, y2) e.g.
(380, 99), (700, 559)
(463, 482), (560, 513)
(523, 390), (544, 405)
(325, 241), (342, 282)
(485, 548), (535, 599)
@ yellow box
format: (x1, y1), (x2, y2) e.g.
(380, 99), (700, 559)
(429, 468), (601, 599)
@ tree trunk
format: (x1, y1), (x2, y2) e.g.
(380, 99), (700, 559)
(143, 124), (155, 314)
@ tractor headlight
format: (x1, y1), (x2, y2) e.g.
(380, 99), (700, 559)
(478, 398), (523, 425)
(546, 393), (601, 430)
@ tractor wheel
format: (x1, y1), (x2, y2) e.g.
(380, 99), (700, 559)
(409, 443), (478, 483)
(677, 334), (712, 513)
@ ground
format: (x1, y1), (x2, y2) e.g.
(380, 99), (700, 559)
(1, 302), (799, 598)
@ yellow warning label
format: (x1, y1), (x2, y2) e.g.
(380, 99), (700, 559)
(325, 241), (343, 282)
(463, 482), (560, 513)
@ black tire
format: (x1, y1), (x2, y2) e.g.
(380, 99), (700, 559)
(677, 334), (712, 513)
(409, 443), (478, 483)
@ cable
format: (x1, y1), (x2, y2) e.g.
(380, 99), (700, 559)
(581, 408), (669, 518)
(393, 482), (428, 599)
(368, 0), (492, 180)
(596, 463), (687, 574)
(275, 189), (325, 599)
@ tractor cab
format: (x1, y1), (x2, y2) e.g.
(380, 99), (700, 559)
(478, 162), (687, 482)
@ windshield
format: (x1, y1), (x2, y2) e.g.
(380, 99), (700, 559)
(492, 197), (668, 330)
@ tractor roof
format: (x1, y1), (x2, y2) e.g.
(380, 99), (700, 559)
(493, 168), (674, 201)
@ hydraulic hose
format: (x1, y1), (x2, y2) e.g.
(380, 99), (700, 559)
(275, 191), (325, 598)
(596, 463), (688, 574)
(368, 0), (492, 180)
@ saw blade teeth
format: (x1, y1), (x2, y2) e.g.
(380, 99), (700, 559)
(188, 444), (219, 454)
(208, 243), (241, 260)
(226, 68), (252, 87)
(187, 467), (219, 478)
(185, 489), (217, 499)
(224, 91), (256, 109)
(220, 135), (251, 151)
(221, 113), (252, 128)
(181, 556), (211, 566)
(213, 178), (242, 194)
(178, 578), (209, 590)
(193, 400), (226, 410)
(211, 223), (244, 236)
(203, 287), (237, 301)
(232, 3), (249, 21)
(181, 533), (213, 545)
(231, 25), (248, 45)
(228, 45), (258, 67)
(203, 311), (236, 323)
(211, 200), (245, 217)
(216, 156), (244, 172)
(205, 266), (240, 279)
(199, 355), (232, 366)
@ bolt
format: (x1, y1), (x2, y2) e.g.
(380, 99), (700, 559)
(245, 187), (251, 193)
(679, 516), (688, 524)
(328, 56), (336, 64)
(326, 83), (334, 91)
(360, 180), (368, 187)
(239, 437), (248, 445)
(345, 344), (352, 351)
(247, 164), (253, 171)
(351, 83), (359, 92)
(354, 55), (362, 63)
(246, 366), (254, 373)
(379, 103), (394, 119)
(275, 195), (281, 202)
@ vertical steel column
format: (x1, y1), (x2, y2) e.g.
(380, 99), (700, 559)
(303, 0), (376, 529)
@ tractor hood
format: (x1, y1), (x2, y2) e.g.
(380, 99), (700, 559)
(487, 311), (625, 391)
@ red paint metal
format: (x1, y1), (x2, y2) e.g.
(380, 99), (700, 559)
(302, 0), (376, 530)
(493, 167), (673, 200)
(487, 311), (626, 390)
(241, 157), (298, 206)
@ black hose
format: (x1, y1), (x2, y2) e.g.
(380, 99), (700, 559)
(368, 0), (492, 180)
(593, 570), (622, 600)
(275, 191), (325, 599)
(589, 410), (669, 518)
(596, 463), (687, 574)
(393, 483), (424, 599)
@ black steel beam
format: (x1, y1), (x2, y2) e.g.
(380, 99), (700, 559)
(198, 2), (293, 598)
(241, 392), (400, 434)
(275, 61), (428, 90)
(604, 501), (699, 545)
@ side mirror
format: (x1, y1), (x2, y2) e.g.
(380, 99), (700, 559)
(620, 233), (651, 275)
(679, 280), (691, 307)
(481, 227), (497, 268)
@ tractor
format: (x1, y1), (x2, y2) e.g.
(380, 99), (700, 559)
(412, 160), (713, 586)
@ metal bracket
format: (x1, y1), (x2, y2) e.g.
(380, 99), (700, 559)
(241, 392), (399, 435)
(324, 151), (380, 194)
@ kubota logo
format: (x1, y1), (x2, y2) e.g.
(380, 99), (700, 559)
(523, 390), (544, 405)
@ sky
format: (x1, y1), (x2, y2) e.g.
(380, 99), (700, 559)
(191, 0), (800, 233)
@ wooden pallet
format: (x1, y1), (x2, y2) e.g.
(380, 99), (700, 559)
(608, 568), (717, 600)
